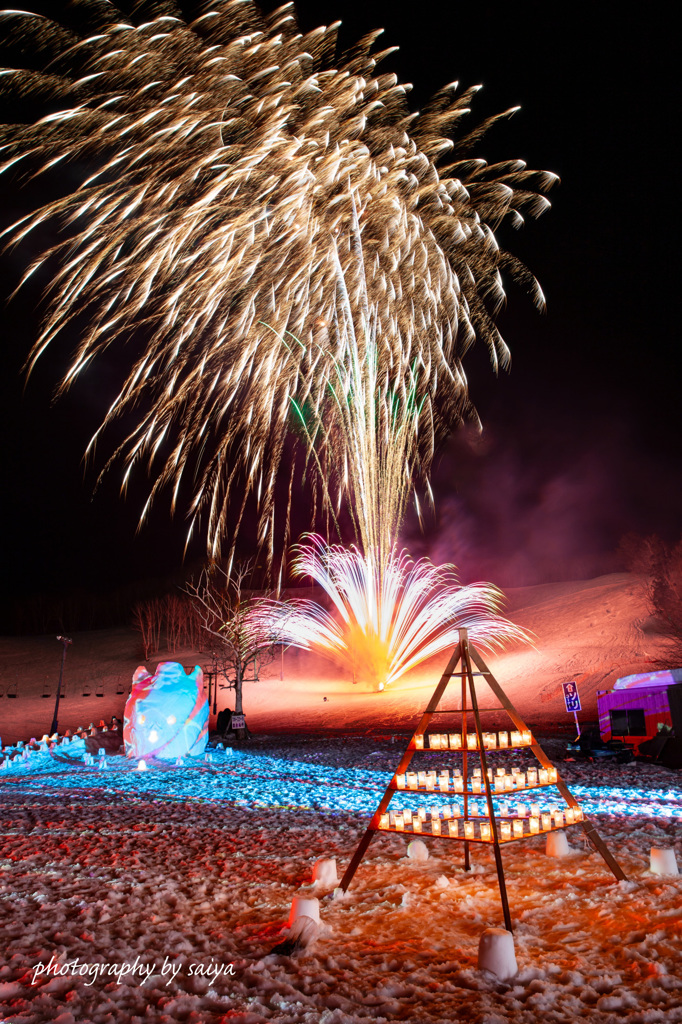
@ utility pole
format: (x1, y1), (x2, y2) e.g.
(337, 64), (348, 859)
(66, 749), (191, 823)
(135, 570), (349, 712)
(50, 636), (72, 735)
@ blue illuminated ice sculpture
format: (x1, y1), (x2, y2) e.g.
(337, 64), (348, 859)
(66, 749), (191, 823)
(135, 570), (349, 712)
(124, 662), (208, 760)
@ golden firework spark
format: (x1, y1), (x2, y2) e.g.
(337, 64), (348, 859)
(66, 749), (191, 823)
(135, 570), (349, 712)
(0, 1), (556, 563)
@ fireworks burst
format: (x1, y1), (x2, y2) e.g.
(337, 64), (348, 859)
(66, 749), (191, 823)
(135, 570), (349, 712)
(0, 1), (556, 563)
(279, 534), (529, 689)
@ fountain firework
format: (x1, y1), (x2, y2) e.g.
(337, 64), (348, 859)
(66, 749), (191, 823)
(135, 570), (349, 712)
(0, 1), (556, 565)
(279, 535), (528, 689)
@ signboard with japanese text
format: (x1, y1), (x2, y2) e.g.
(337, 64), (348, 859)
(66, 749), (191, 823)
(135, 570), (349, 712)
(562, 681), (582, 713)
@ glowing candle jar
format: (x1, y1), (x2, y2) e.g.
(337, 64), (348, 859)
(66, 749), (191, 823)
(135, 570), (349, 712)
(499, 802), (510, 817)
(539, 769), (549, 786)
(516, 803), (528, 817)
(379, 813), (390, 829)
(467, 733), (478, 750)
(513, 819), (524, 838)
(504, 775), (514, 792)
(496, 767), (505, 777)
(480, 821), (492, 841)
(515, 771), (526, 788)
(484, 733), (495, 750)
(439, 770), (450, 787)
(473, 767), (482, 777)
(403, 808), (413, 825)
(541, 812), (552, 830)
(574, 806), (584, 821)
(494, 777), (505, 793)
(441, 734), (449, 748)
(522, 730), (532, 745)
(510, 730), (522, 747)
(395, 813), (405, 831)
(415, 734), (424, 750)
(487, 768), (494, 782)
(500, 821), (512, 841)
(549, 767), (558, 784)
(449, 733), (462, 750)
(418, 771), (427, 788)
(527, 768), (538, 786)
(429, 733), (441, 749)
(553, 810), (564, 827)
(530, 802), (541, 817)
(442, 804), (452, 820)
(396, 773), (406, 790)
(472, 778), (482, 794)
(565, 807), (575, 824)
(431, 818), (442, 835)
(498, 731), (509, 749)
(447, 819), (459, 837)
(426, 772), (436, 792)
(454, 777), (464, 794)
(464, 821), (475, 840)
(407, 772), (418, 791)
(418, 807), (427, 822)
(413, 817), (422, 832)
(529, 816), (540, 834)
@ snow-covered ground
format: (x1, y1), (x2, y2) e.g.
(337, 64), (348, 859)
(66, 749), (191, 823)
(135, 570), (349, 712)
(1, 734), (681, 1024)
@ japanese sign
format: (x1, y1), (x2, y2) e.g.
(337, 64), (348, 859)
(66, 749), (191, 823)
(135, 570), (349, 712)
(562, 681), (581, 713)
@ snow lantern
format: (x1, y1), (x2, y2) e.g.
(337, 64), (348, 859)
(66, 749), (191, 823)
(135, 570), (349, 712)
(124, 662), (208, 760)
(288, 895), (320, 926)
(478, 927), (517, 980)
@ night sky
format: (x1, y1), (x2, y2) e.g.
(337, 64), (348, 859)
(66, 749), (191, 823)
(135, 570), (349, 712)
(0, 1), (678, 627)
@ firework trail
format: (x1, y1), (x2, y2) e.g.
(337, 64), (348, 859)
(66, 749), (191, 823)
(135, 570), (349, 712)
(279, 534), (528, 689)
(0, 1), (556, 564)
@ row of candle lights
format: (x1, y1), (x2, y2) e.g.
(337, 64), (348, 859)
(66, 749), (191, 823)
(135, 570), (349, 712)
(415, 730), (533, 751)
(379, 804), (583, 838)
(394, 765), (558, 792)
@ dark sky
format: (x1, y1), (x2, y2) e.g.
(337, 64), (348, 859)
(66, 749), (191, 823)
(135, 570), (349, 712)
(0, 0), (678, 620)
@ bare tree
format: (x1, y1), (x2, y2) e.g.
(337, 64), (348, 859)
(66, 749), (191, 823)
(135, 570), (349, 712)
(132, 598), (163, 660)
(184, 562), (291, 719)
(622, 533), (682, 662)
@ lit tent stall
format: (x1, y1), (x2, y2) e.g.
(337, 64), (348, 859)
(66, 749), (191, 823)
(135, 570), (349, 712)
(598, 669), (682, 767)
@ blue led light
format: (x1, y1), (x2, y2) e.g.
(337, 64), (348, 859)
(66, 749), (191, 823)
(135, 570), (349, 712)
(1, 748), (681, 821)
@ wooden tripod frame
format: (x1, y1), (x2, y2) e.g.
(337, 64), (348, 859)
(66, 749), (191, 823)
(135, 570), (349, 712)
(339, 629), (626, 931)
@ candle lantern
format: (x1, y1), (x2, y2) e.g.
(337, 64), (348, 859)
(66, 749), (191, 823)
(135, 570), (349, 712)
(339, 630), (627, 936)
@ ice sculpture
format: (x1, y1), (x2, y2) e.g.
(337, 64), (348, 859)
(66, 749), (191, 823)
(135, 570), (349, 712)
(123, 662), (208, 760)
